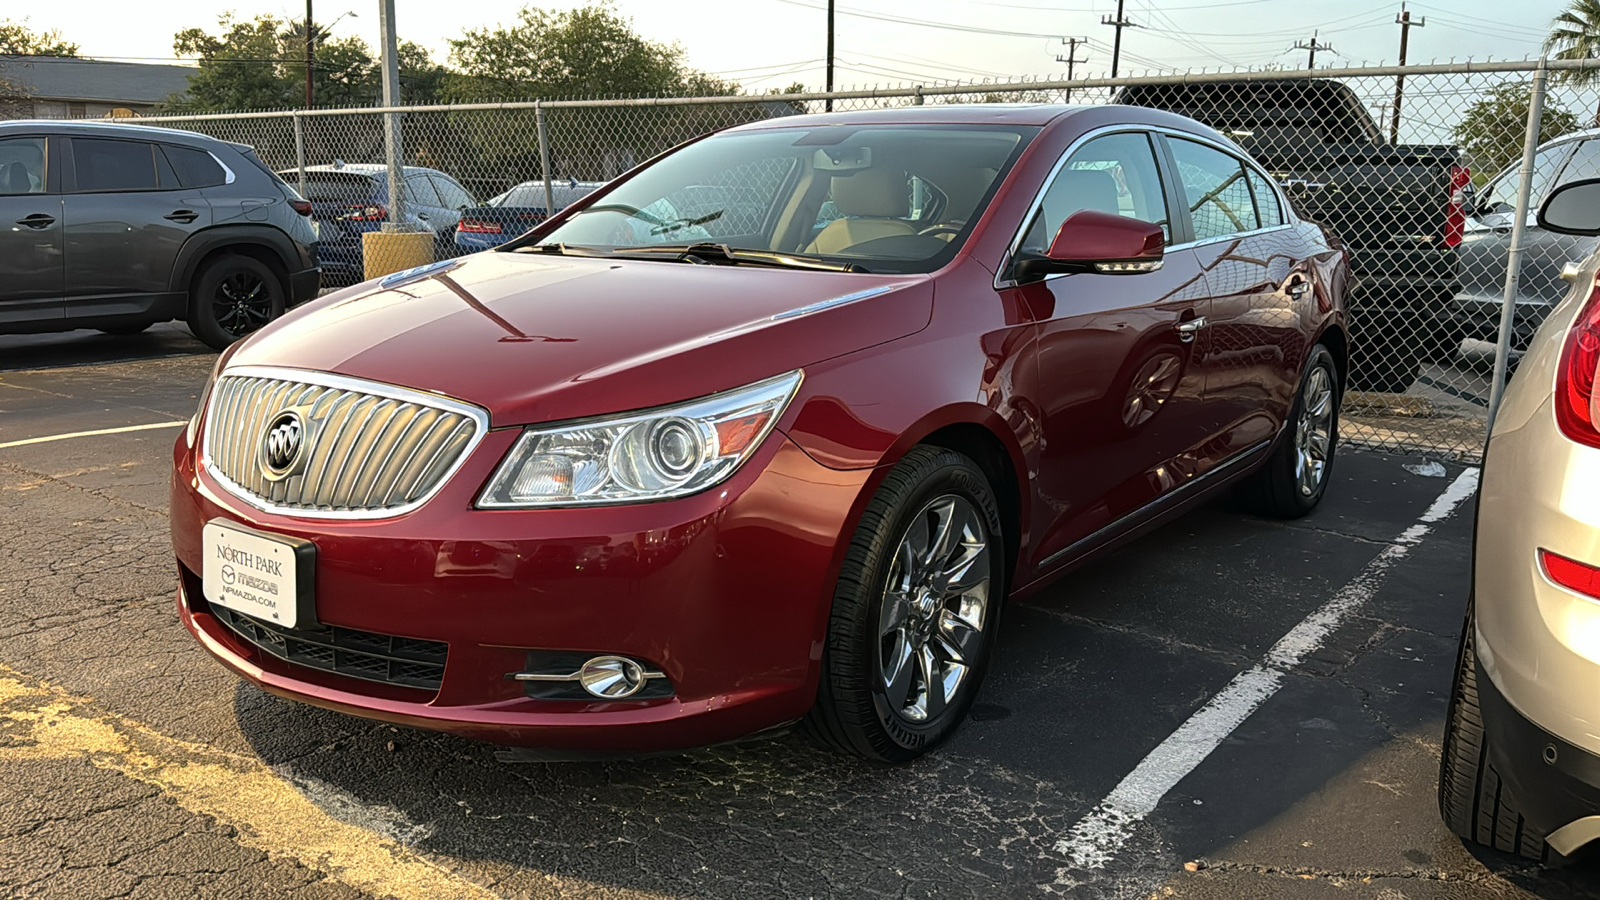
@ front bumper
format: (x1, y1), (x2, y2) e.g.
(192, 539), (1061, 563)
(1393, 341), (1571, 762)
(170, 426), (873, 752)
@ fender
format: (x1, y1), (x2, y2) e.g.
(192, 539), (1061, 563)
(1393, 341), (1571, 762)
(168, 225), (304, 295)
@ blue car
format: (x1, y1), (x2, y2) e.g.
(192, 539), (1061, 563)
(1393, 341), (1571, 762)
(278, 164), (477, 284)
(454, 179), (605, 253)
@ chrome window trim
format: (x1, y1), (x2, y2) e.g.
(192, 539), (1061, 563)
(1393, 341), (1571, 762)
(994, 123), (1295, 290)
(207, 150), (237, 185)
(199, 365), (490, 521)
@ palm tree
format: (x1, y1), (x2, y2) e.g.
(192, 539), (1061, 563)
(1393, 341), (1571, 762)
(1547, 0), (1600, 124)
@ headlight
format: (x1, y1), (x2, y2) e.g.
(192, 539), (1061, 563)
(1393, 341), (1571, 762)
(477, 371), (802, 508)
(186, 354), (228, 447)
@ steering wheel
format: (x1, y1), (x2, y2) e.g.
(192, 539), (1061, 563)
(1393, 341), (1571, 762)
(917, 224), (963, 238)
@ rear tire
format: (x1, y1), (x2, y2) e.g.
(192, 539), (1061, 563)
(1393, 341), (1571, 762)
(187, 254), (286, 352)
(1439, 603), (1551, 862)
(1238, 344), (1339, 519)
(802, 446), (1005, 762)
(1348, 310), (1422, 393)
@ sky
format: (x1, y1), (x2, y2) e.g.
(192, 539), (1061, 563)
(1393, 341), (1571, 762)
(11, 0), (1575, 92)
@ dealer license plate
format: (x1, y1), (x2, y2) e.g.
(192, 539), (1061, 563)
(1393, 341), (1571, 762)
(203, 521), (304, 628)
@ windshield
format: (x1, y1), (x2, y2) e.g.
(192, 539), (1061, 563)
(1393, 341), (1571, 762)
(528, 124), (1037, 274)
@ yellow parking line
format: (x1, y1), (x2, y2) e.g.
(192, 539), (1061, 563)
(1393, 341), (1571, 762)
(0, 421), (186, 451)
(0, 665), (497, 900)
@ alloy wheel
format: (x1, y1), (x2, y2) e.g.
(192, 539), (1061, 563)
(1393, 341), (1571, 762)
(878, 494), (992, 724)
(1294, 365), (1335, 497)
(212, 270), (273, 337)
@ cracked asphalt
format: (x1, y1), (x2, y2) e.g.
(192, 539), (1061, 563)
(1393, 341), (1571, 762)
(0, 327), (1596, 899)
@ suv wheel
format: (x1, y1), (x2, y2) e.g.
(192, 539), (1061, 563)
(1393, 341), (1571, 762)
(803, 446), (1005, 762)
(188, 254), (286, 351)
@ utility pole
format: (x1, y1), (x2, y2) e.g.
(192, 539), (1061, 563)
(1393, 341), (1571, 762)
(1293, 31), (1334, 70)
(1390, 2), (1425, 143)
(379, 0), (405, 228)
(304, 0), (314, 108)
(1055, 37), (1088, 102)
(1101, 0), (1139, 78)
(825, 0), (835, 112)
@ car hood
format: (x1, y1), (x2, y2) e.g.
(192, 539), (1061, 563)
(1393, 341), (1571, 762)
(230, 251), (933, 426)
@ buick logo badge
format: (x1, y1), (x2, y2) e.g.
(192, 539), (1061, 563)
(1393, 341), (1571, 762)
(260, 411), (306, 480)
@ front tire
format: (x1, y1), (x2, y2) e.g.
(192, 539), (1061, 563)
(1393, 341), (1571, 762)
(187, 254), (286, 352)
(1239, 344), (1340, 518)
(1439, 604), (1550, 862)
(803, 446), (1005, 762)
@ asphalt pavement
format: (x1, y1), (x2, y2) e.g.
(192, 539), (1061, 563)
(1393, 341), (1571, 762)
(0, 327), (1595, 899)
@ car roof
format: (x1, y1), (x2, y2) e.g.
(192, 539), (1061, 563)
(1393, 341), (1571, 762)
(723, 104), (1091, 132)
(286, 163), (444, 177)
(0, 119), (233, 150)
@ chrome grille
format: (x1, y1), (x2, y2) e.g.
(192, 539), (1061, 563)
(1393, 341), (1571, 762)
(201, 367), (487, 518)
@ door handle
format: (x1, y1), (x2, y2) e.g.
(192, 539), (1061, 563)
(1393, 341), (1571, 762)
(164, 210), (199, 224)
(1493, 226), (1512, 235)
(1175, 317), (1208, 343)
(1287, 279), (1311, 298)
(15, 213), (54, 229)
(416, 212), (431, 221)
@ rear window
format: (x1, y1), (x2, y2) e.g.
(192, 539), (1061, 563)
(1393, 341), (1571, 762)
(299, 174), (377, 203)
(72, 138), (157, 192)
(162, 145), (227, 188)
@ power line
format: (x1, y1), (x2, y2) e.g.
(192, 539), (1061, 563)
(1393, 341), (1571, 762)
(771, 0), (1072, 39)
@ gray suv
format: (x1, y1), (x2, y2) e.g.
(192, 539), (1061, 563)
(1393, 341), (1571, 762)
(0, 121), (320, 351)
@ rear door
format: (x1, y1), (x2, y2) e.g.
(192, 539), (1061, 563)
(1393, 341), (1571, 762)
(1003, 129), (1218, 566)
(61, 137), (211, 318)
(428, 174), (474, 235)
(404, 173), (447, 238)
(1164, 134), (1306, 457)
(0, 135), (64, 326)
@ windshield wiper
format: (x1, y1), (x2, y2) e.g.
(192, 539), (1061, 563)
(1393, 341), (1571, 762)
(611, 242), (869, 273)
(517, 242), (615, 258)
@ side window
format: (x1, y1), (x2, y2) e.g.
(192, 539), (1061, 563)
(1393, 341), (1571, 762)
(0, 137), (46, 195)
(1248, 167), (1284, 227)
(430, 175), (474, 209)
(72, 139), (158, 192)
(1168, 138), (1259, 241)
(162, 146), (227, 188)
(405, 174), (442, 207)
(1555, 139), (1600, 190)
(1020, 131), (1169, 254)
(1483, 145), (1572, 214)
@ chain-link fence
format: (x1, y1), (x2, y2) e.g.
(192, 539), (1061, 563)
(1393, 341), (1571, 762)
(115, 59), (1600, 461)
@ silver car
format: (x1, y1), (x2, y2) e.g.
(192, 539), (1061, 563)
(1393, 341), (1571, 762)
(1454, 129), (1600, 351)
(1440, 175), (1600, 862)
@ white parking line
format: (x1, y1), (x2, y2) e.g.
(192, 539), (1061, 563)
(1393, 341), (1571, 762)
(0, 421), (186, 451)
(1053, 467), (1481, 874)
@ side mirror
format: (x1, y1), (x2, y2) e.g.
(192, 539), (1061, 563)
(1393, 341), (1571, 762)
(1014, 210), (1165, 283)
(1539, 178), (1600, 236)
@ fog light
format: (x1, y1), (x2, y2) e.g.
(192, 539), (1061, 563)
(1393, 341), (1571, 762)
(578, 656), (647, 699)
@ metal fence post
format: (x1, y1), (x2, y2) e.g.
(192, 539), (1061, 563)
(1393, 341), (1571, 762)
(378, 0), (406, 229)
(536, 101), (556, 217)
(1487, 58), (1549, 434)
(292, 113), (307, 200)
(913, 85), (924, 106)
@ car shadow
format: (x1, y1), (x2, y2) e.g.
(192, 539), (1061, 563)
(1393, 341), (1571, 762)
(0, 323), (211, 372)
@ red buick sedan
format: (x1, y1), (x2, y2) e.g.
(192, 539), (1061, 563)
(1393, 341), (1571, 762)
(171, 105), (1347, 761)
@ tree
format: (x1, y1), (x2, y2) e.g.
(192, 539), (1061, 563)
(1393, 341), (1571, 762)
(164, 14), (444, 113)
(1455, 82), (1579, 178)
(1547, 0), (1600, 124)
(0, 19), (78, 57)
(444, 5), (736, 101)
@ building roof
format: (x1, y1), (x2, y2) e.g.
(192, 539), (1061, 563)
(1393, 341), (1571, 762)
(0, 56), (191, 106)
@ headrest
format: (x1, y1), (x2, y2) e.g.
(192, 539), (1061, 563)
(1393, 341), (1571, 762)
(830, 167), (909, 218)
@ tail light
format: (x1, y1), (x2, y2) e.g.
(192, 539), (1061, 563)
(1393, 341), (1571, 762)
(1555, 274), (1600, 449)
(456, 218), (502, 234)
(1444, 164), (1471, 248)
(1541, 549), (1600, 600)
(344, 203), (387, 221)
(289, 199), (312, 217)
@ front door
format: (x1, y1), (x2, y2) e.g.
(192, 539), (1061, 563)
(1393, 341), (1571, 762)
(1005, 130), (1219, 567)
(0, 135), (63, 326)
